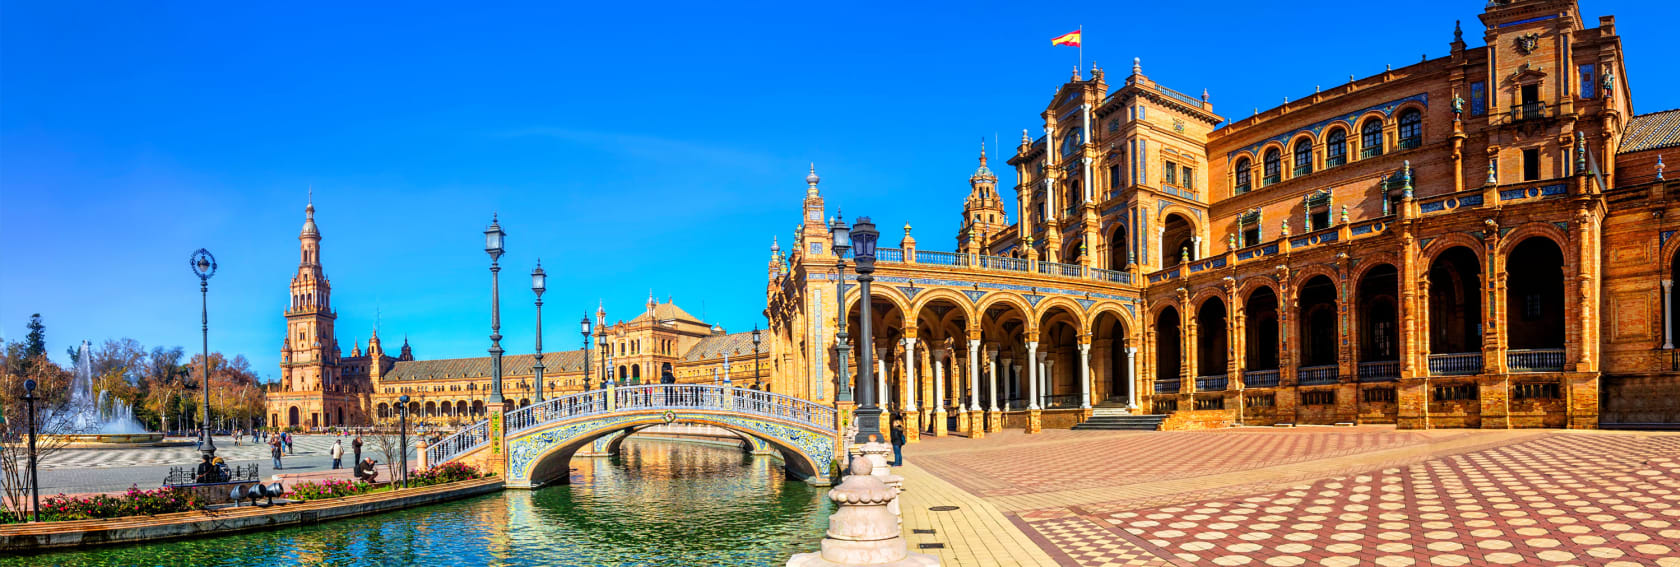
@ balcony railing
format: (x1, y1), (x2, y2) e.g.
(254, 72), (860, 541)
(876, 248), (904, 263)
(1398, 137), (1421, 150)
(1507, 348), (1565, 373)
(1154, 380), (1181, 394)
(1263, 173), (1281, 186)
(1510, 101), (1548, 122)
(1038, 261), (1083, 278)
(1091, 267), (1132, 284)
(1361, 145), (1383, 159)
(916, 250), (969, 267)
(1044, 394), (1081, 408)
(1298, 365), (1339, 385)
(1326, 154), (1347, 168)
(1235, 182), (1251, 194)
(1195, 375), (1228, 391)
(1293, 164), (1311, 177)
(1358, 360), (1400, 382)
(1244, 369), (1280, 388)
(976, 255), (1028, 272)
(1429, 352), (1484, 376)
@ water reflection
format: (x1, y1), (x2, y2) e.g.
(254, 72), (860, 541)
(5, 437), (830, 567)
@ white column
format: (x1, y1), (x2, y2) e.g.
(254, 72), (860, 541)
(1125, 347), (1139, 409)
(1078, 343), (1092, 409)
(1041, 355), (1055, 408)
(1664, 280), (1675, 350)
(877, 357), (889, 410)
(1001, 358), (1015, 410)
(1026, 341), (1040, 410)
(932, 348), (947, 413)
(967, 339), (981, 412)
(987, 347), (1001, 412)
(903, 337), (918, 411)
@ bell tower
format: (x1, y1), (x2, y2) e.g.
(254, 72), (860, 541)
(282, 197), (338, 392)
(959, 141), (1009, 254)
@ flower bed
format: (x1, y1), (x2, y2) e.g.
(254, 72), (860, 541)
(287, 480), (382, 501)
(408, 462), (485, 488)
(6, 486), (205, 524)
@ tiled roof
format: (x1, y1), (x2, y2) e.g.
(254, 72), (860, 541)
(1621, 108), (1680, 154)
(631, 302), (703, 324)
(683, 332), (763, 361)
(385, 350), (588, 381)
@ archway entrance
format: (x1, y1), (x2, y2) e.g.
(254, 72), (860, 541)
(1093, 310), (1129, 403)
(1505, 238), (1565, 369)
(1196, 298), (1228, 390)
(1357, 264), (1400, 380)
(1161, 214), (1194, 267)
(1429, 246), (1483, 375)
(287, 406), (300, 427)
(1244, 287), (1280, 383)
(1298, 275), (1339, 383)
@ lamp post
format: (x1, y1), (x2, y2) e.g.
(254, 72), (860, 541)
(22, 379), (39, 522)
(851, 217), (881, 444)
(830, 216), (852, 402)
(597, 334), (609, 389)
(752, 325), (763, 390)
(398, 394), (410, 488)
(531, 262), (546, 403)
(581, 315), (593, 391)
(190, 248), (218, 457)
(484, 216), (506, 406)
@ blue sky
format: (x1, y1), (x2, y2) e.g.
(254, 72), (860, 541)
(3, 1), (1675, 380)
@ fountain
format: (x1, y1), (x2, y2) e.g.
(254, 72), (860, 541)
(44, 341), (165, 445)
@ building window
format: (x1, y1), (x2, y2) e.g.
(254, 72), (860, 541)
(1523, 148), (1541, 181)
(1182, 165), (1195, 191)
(1292, 138), (1313, 177)
(1163, 160), (1178, 185)
(1234, 158), (1252, 194)
(1303, 390), (1336, 405)
(1471, 82), (1486, 116)
(1262, 149), (1281, 186)
(1238, 209), (1261, 248)
(1107, 164), (1120, 194)
(1326, 128), (1347, 168)
(1137, 105), (1147, 121)
(1360, 118), (1384, 158)
(1433, 383), (1478, 402)
(1514, 382), (1561, 400)
(1579, 64), (1596, 99)
(1362, 388), (1396, 403)
(1397, 110), (1422, 150)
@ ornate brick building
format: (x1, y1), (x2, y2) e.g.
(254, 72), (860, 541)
(766, 0), (1679, 433)
(264, 203), (772, 430)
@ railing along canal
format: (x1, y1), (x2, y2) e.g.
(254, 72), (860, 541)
(426, 419), (492, 466)
(504, 384), (838, 436)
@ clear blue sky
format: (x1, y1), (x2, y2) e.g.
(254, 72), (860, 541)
(3, 1), (1674, 381)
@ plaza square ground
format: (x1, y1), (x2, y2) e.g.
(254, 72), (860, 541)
(28, 434), (414, 495)
(899, 426), (1680, 567)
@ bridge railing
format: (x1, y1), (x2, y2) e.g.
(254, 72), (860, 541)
(506, 384), (837, 436)
(426, 418), (491, 465)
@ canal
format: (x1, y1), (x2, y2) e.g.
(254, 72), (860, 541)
(7, 437), (832, 566)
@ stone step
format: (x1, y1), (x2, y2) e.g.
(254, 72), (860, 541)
(1072, 414), (1168, 431)
(1090, 407), (1133, 417)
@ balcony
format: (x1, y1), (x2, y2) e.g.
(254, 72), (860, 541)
(1298, 365), (1339, 385)
(1507, 348), (1565, 373)
(1398, 137), (1421, 150)
(1360, 145), (1383, 159)
(1293, 164), (1311, 177)
(1154, 380), (1181, 394)
(1429, 352), (1484, 376)
(1195, 375), (1228, 391)
(1091, 267), (1132, 284)
(876, 248), (904, 263)
(1326, 154), (1346, 168)
(975, 255), (1029, 272)
(915, 250), (969, 267)
(1510, 101), (1548, 122)
(1244, 369), (1280, 388)
(1263, 173), (1281, 186)
(1235, 182), (1251, 194)
(1357, 360), (1400, 382)
(1038, 261), (1083, 278)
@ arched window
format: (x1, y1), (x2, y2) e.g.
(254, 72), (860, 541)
(1398, 109), (1422, 150)
(1292, 138), (1313, 177)
(1262, 149), (1281, 186)
(1360, 118), (1384, 158)
(1326, 128), (1347, 168)
(1234, 158), (1252, 194)
(1060, 127), (1084, 157)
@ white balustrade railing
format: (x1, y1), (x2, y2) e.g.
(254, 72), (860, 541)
(1428, 352), (1484, 376)
(504, 384), (837, 436)
(1091, 267), (1133, 284)
(1244, 369), (1280, 388)
(426, 419), (491, 466)
(1358, 360), (1400, 381)
(876, 248), (904, 263)
(1298, 365), (1339, 385)
(1507, 348), (1565, 373)
(916, 250), (969, 267)
(976, 255), (1029, 272)
(1037, 261), (1083, 278)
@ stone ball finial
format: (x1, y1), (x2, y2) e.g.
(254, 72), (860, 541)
(806, 163), (821, 186)
(849, 456), (874, 476)
(1132, 57), (1141, 75)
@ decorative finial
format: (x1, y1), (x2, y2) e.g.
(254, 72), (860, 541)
(1071, 65), (1081, 81)
(1340, 205), (1349, 224)
(1575, 132), (1588, 174)
(1386, 63), (1392, 71)
(904, 222), (912, 235)
(1658, 155), (1666, 181)
(1132, 57), (1141, 76)
(1454, 20), (1463, 43)
(1021, 128), (1030, 145)
(806, 163), (820, 188)
(1315, 85), (1320, 93)
(1281, 218), (1291, 238)
(1487, 158), (1498, 185)
(1180, 247), (1189, 263)
(1402, 160), (1414, 199)
(771, 235), (779, 252)
(1228, 233), (1237, 251)
(1202, 88), (1209, 102)
(1284, 96), (1289, 104)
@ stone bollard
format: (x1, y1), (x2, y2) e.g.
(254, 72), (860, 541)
(787, 458), (939, 567)
(857, 441), (904, 521)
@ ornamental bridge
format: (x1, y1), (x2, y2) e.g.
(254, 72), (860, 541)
(425, 384), (840, 488)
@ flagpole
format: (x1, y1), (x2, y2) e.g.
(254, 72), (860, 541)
(1078, 24), (1083, 74)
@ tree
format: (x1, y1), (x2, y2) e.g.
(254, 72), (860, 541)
(23, 314), (45, 360)
(0, 348), (81, 523)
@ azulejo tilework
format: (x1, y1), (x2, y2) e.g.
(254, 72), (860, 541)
(504, 410), (835, 483)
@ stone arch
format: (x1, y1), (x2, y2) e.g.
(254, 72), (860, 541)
(844, 284), (912, 318)
(510, 413), (828, 488)
(1034, 296), (1090, 333)
(976, 293), (1037, 329)
(600, 423), (763, 457)
(1350, 252), (1402, 283)
(1161, 211), (1199, 267)
(1421, 233), (1486, 268)
(1188, 286), (1228, 310)
(1290, 264), (1342, 294)
(1087, 301), (1137, 336)
(1497, 223), (1570, 257)
(909, 288), (979, 326)
(1317, 120), (1356, 145)
(1237, 276), (1281, 304)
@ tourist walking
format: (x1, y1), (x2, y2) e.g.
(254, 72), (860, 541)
(330, 439), (344, 469)
(270, 435), (284, 470)
(890, 417), (907, 466)
(352, 434), (363, 465)
(283, 431), (294, 454)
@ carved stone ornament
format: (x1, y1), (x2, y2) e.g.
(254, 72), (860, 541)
(1515, 33), (1539, 55)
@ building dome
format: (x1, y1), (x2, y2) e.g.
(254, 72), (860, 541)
(806, 163), (820, 186)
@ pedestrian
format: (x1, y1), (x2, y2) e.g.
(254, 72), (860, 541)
(330, 439), (344, 469)
(352, 434), (363, 465)
(270, 435), (284, 470)
(284, 431), (293, 454)
(890, 417), (907, 466)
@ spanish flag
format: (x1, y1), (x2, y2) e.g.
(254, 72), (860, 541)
(1051, 30), (1081, 47)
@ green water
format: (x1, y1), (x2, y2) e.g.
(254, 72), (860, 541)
(8, 438), (832, 566)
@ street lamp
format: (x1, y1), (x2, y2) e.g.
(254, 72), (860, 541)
(851, 216), (881, 444)
(22, 379), (39, 522)
(581, 315), (593, 391)
(190, 248), (218, 457)
(531, 261), (546, 404)
(752, 325), (763, 390)
(484, 215), (506, 406)
(831, 215), (852, 402)
(398, 394), (410, 488)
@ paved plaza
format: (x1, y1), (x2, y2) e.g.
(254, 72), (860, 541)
(31, 434), (412, 494)
(900, 426), (1680, 566)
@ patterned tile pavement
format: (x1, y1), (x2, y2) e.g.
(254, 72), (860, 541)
(905, 427), (1680, 566)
